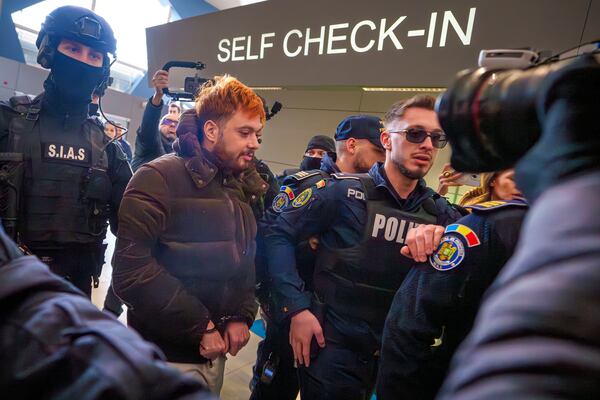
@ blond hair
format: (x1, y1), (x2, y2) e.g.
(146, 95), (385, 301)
(458, 172), (498, 207)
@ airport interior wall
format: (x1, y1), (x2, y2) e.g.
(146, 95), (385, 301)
(256, 87), (450, 186)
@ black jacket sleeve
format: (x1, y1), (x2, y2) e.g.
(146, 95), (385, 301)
(107, 142), (133, 235)
(131, 97), (164, 172)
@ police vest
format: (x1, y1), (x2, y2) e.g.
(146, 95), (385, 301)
(4, 95), (111, 246)
(314, 175), (438, 329)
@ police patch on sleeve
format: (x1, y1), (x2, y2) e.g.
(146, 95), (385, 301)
(429, 224), (480, 271)
(272, 192), (289, 213)
(429, 235), (465, 271)
(292, 188), (312, 208)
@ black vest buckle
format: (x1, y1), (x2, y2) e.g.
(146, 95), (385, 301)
(25, 109), (40, 121)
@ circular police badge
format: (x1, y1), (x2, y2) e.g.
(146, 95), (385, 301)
(272, 192), (289, 213)
(292, 188), (312, 208)
(429, 235), (465, 271)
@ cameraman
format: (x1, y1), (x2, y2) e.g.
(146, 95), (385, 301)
(130, 69), (176, 171)
(437, 52), (600, 398)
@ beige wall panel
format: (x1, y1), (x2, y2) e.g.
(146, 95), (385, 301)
(257, 107), (351, 175)
(260, 88), (363, 112)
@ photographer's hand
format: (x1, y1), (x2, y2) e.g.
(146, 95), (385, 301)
(516, 55), (600, 202)
(516, 99), (598, 202)
(151, 70), (169, 106)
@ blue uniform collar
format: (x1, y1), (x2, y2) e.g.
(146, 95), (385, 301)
(321, 153), (340, 174)
(368, 162), (436, 210)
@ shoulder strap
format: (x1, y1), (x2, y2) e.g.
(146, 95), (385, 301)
(468, 199), (528, 213)
(288, 169), (325, 182)
(357, 175), (382, 201)
(331, 172), (362, 181)
(85, 118), (110, 170)
(6, 95), (42, 152)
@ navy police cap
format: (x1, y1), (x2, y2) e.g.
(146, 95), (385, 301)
(335, 115), (385, 149)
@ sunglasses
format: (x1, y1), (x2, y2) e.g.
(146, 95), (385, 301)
(162, 120), (178, 128)
(387, 128), (448, 149)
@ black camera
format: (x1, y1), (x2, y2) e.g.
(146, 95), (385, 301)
(436, 44), (600, 172)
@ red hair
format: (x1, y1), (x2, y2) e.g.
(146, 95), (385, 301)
(195, 75), (265, 133)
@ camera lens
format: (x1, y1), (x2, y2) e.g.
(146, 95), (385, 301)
(436, 66), (547, 172)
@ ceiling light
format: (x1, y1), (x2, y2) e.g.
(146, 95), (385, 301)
(363, 87), (446, 93)
(251, 87), (284, 91)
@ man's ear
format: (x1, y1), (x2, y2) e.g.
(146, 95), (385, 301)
(345, 138), (357, 154)
(380, 131), (392, 150)
(203, 120), (219, 144)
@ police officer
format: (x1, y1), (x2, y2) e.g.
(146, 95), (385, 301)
(0, 6), (132, 297)
(277, 134), (336, 184)
(251, 115), (386, 400)
(376, 171), (527, 399)
(264, 95), (463, 399)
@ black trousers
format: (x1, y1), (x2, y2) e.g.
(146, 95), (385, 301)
(297, 320), (379, 400)
(250, 316), (299, 400)
(34, 248), (97, 298)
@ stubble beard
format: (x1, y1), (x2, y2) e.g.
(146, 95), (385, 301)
(394, 158), (428, 180)
(213, 137), (248, 173)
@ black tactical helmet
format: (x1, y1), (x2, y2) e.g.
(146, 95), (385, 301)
(36, 5), (117, 69)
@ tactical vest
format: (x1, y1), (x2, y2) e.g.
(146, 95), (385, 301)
(314, 175), (438, 329)
(4, 95), (111, 246)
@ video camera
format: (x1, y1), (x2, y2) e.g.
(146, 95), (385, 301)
(162, 60), (284, 120)
(436, 41), (600, 172)
(162, 61), (209, 102)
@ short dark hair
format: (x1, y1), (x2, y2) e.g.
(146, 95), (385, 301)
(384, 94), (436, 125)
(169, 103), (181, 112)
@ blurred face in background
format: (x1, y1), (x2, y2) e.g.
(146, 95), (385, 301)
(168, 104), (181, 119)
(490, 169), (522, 200)
(304, 148), (328, 158)
(104, 123), (123, 140)
(160, 118), (178, 141)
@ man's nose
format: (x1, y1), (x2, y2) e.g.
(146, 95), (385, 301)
(248, 134), (260, 149)
(420, 136), (434, 150)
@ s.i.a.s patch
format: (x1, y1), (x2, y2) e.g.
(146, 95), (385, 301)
(429, 224), (480, 271)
